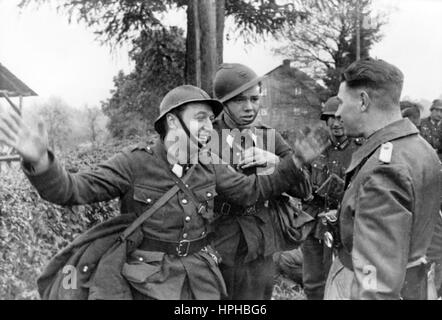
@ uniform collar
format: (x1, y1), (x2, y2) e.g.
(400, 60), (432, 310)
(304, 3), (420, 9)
(346, 118), (418, 174)
(330, 136), (350, 150)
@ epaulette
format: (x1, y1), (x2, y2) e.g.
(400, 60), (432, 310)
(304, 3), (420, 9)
(379, 142), (393, 164)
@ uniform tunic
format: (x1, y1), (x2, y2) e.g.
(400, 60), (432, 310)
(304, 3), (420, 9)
(211, 115), (311, 299)
(25, 140), (306, 300)
(420, 117), (442, 160)
(328, 119), (441, 299)
(301, 137), (360, 300)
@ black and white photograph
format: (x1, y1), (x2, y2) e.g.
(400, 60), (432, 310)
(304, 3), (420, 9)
(0, 0), (441, 303)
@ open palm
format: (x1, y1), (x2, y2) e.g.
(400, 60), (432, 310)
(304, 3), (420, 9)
(0, 108), (48, 164)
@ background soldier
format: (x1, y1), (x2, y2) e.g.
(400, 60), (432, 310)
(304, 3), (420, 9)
(420, 99), (442, 160)
(326, 58), (441, 300)
(300, 96), (361, 300)
(0, 85), (320, 300)
(400, 101), (421, 128)
(210, 63), (313, 300)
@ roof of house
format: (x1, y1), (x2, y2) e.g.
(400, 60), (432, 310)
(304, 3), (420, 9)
(0, 63), (37, 97)
(264, 61), (329, 101)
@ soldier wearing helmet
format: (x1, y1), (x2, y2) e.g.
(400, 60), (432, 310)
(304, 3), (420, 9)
(420, 99), (442, 160)
(0, 84), (322, 300)
(210, 63), (313, 300)
(300, 96), (362, 300)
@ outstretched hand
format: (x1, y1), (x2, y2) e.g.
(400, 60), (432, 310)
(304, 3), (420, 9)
(293, 126), (330, 165)
(0, 105), (49, 170)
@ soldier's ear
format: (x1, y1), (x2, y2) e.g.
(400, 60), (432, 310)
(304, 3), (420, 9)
(360, 91), (371, 112)
(166, 113), (179, 130)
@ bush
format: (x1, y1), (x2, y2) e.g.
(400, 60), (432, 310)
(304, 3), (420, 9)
(0, 136), (153, 299)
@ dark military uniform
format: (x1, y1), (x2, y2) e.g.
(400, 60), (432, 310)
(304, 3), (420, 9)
(24, 140), (306, 300)
(325, 119), (441, 299)
(301, 136), (360, 300)
(210, 114), (311, 300)
(420, 117), (442, 160)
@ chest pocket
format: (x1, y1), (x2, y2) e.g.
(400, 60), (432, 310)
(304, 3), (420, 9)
(311, 156), (328, 189)
(192, 184), (217, 220)
(133, 184), (165, 218)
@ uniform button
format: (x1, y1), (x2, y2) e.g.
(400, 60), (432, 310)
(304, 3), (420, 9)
(201, 231), (206, 236)
(185, 184), (189, 188)
(146, 198), (152, 204)
(81, 265), (89, 273)
(138, 256), (144, 262)
(185, 216), (191, 222)
(182, 199), (188, 204)
(182, 233), (188, 239)
(206, 192), (212, 197)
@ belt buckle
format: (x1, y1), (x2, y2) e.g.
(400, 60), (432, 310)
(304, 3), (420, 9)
(176, 240), (191, 257)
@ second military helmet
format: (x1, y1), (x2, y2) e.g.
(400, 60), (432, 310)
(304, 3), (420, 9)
(320, 96), (340, 121)
(154, 85), (223, 134)
(213, 63), (263, 103)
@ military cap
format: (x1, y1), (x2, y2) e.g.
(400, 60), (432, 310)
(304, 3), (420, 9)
(154, 85), (223, 134)
(213, 63), (264, 103)
(320, 96), (340, 121)
(430, 99), (442, 111)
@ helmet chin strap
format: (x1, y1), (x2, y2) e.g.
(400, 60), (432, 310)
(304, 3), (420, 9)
(175, 115), (205, 151)
(223, 104), (258, 130)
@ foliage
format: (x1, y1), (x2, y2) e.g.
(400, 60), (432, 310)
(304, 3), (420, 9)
(19, 0), (322, 45)
(0, 137), (149, 299)
(101, 26), (186, 138)
(274, 0), (386, 95)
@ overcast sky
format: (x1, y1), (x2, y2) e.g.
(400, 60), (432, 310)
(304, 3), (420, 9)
(0, 0), (441, 109)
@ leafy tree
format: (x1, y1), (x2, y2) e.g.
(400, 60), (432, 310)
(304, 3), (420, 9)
(19, 0), (321, 93)
(273, 0), (386, 95)
(101, 26), (186, 138)
(38, 96), (72, 152)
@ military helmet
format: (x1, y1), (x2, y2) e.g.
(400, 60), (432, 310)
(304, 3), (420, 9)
(213, 63), (264, 103)
(430, 99), (442, 111)
(154, 85), (223, 134)
(320, 96), (340, 121)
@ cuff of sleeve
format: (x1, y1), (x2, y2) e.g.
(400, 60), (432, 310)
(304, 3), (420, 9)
(22, 151), (62, 189)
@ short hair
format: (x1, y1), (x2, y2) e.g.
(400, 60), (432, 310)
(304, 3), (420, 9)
(341, 57), (404, 105)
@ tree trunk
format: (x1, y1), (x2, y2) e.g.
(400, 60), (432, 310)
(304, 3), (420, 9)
(216, 0), (225, 67)
(185, 0), (200, 87)
(185, 0), (221, 96)
(198, 0), (217, 95)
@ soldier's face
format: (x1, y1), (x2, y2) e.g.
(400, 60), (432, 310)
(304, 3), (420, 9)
(336, 82), (364, 137)
(180, 102), (215, 145)
(326, 116), (345, 138)
(225, 85), (260, 125)
(431, 108), (442, 122)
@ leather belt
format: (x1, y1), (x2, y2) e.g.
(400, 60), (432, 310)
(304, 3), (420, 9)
(139, 237), (208, 257)
(215, 201), (262, 216)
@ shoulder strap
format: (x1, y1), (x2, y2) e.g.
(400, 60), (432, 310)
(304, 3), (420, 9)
(119, 161), (197, 242)
(150, 149), (205, 212)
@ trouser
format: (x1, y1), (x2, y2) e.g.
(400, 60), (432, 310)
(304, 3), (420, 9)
(219, 233), (275, 300)
(220, 256), (275, 300)
(301, 232), (333, 300)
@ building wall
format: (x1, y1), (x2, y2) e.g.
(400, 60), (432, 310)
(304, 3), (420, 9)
(258, 66), (326, 145)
